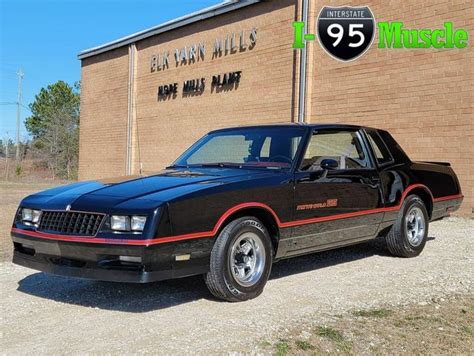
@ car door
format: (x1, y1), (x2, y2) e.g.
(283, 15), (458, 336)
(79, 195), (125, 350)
(286, 129), (383, 255)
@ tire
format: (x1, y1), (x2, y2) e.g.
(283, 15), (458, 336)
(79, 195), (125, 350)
(386, 194), (429, 257)
(205, 216), (273, 302)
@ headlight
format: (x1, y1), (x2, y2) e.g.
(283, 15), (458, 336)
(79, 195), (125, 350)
(131, 216), (147, 231)
(110, 215), (147, 232)
(21, 208), (41, 224)
(110, 216), (130, 231)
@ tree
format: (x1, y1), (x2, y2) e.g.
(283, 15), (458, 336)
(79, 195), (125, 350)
(0, 138), (15, 158)
(25, 81), (80, 180)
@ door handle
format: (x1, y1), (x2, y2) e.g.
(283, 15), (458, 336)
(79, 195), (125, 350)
(296, 171), (325, 183)
(361, 176), (379, 186)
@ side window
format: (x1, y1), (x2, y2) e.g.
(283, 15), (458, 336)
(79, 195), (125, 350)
(366, 131), (393, 166)
(260, 137), (271, 158)
(300, 130), (369, 171)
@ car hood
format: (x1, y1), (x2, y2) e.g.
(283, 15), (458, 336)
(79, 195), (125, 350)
(21, 168), (280, 213)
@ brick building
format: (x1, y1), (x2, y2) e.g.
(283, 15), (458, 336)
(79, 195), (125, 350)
(78, 0), (472, 215)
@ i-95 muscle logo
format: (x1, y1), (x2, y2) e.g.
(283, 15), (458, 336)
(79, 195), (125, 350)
(292, 5), (469, 62)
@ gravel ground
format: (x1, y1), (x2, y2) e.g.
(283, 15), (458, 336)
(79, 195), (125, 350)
(1, 212), (472, 354)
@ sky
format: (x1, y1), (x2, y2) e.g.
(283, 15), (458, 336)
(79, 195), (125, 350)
(0, 0), (221, 141)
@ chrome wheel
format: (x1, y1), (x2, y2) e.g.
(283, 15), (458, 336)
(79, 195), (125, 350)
(405, 206), (425, 247)
(229, 232), (266, 287)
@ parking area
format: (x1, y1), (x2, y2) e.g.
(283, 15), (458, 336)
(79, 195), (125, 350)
(0, 183), (472, 353)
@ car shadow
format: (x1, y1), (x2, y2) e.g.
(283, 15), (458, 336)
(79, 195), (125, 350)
(270, 235), (390, 280)
(16, 236), (436, 312)
(17, 272), (208, 313)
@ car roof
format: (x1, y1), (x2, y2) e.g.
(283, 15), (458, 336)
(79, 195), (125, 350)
(209, 122), (379, 133)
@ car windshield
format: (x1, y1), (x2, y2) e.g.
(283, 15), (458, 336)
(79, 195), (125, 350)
(172, 127), (306, 169)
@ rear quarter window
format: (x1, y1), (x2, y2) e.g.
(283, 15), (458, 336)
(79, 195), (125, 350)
(366, 131), (394, 166)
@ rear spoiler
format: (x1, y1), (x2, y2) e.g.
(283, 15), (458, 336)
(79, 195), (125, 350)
(417, 161), (451, 167)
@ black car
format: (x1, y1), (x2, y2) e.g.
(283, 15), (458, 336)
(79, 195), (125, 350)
(11, 124), (463, 301)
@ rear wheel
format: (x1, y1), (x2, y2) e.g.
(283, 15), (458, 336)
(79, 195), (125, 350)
(386, 194), (429, 257)
(205, 216), (272, 302)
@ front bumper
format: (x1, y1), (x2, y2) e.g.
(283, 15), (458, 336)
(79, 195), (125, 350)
(11, 231), (212, 283)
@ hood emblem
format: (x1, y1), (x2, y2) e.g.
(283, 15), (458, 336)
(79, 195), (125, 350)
(66, 204), (71, 211)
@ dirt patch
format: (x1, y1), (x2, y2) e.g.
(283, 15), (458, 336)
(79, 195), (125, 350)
(260, 295), (473, 355)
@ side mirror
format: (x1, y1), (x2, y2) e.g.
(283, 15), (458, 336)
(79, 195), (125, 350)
(320, 158), (338, 170)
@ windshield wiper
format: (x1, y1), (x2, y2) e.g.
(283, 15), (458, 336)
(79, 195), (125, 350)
(169, 163), (285, 170)
(166, 164), (189, 169)
(194, 163), (243, 168)
(175, 162), (247, 169)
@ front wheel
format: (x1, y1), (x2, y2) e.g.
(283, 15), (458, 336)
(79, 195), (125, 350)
(386, 194), (429, 257)
(205, 216), (272, 302)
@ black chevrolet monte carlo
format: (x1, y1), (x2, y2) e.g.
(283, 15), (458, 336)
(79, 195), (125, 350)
(11, 124), (463, 301)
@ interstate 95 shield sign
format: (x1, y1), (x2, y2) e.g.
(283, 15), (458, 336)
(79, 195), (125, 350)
(317, 6), (375, 62)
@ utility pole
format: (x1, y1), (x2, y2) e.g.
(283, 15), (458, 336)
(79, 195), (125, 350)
(16, 69), (24, 161)
(4, 134), (10, 180)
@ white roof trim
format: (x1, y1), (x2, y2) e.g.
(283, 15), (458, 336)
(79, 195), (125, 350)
(78, 0), (260, 60)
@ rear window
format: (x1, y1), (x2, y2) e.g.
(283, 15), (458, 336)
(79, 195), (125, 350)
(367, 131), (393, 166)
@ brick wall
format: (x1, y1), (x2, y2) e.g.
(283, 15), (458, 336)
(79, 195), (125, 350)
(307, 0), (473, 216)
(78, 0), (299, 179)
(78, 47), (129, 180)
(133, 0), (299, 173)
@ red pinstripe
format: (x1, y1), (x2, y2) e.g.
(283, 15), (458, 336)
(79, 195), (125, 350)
(11, 184), (463, 246)
(432, 194), (463, 202)
(11, 228), (150, 245)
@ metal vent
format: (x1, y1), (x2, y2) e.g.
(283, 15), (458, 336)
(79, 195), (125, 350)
(38, 211), (105, 236)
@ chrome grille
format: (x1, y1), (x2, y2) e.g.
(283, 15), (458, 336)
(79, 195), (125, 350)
(38, 211), (105, 236)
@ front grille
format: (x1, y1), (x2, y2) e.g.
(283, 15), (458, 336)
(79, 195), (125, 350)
(38, 211), (105, 236)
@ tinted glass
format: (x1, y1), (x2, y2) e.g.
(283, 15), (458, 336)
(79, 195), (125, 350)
(300, 130), (369, 170)
(367, 131), (393, 165)
(173, 127), (305, 169)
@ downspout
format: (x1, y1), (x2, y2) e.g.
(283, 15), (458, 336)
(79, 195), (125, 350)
(297, 0), (309, 123)
(126, 43), (136, 175)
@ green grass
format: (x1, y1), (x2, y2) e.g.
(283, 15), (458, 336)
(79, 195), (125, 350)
(460, 325), (472, 335)
(352, 308), (392, 318)
(317, 326), (345, 342)
(317, 326), (352, 353)
(295, 340), (313, 351)
(404, 315), (425, 321)
(404, 315), (443, 323)
(274, 340), (289, 356)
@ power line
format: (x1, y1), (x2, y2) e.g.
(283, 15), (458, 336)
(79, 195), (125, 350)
(0, 102), (31, 112)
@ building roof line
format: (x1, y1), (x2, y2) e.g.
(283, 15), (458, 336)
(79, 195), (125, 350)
(78, 0), (260, 60)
